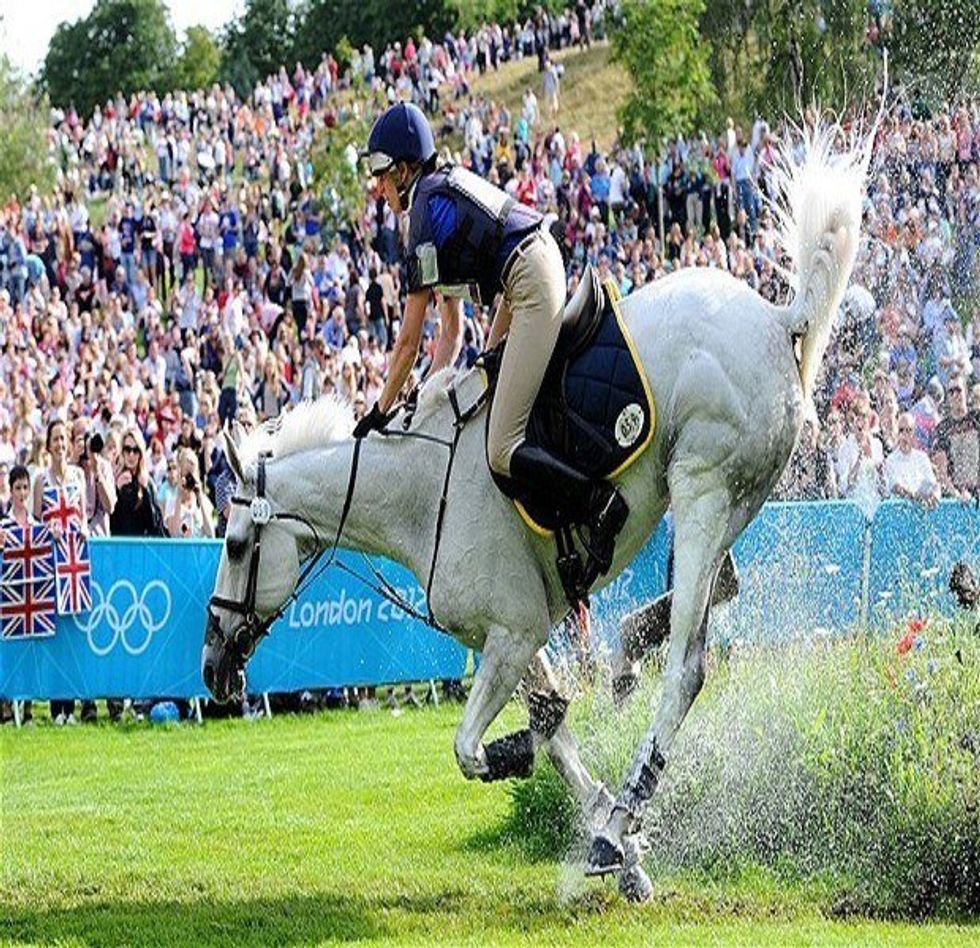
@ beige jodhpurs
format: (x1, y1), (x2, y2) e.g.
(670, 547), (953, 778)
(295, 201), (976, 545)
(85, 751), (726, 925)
(487, 230), (567, 476)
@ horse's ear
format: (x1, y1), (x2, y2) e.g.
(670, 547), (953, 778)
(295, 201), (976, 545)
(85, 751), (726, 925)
(223, 425), (245, 483)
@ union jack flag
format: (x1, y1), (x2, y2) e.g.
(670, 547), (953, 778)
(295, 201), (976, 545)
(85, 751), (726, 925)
(54, 529), (92, 615)
(0, 579), (56, 639)
(41, 483), (84, 535)
(1, 524), (54, 585)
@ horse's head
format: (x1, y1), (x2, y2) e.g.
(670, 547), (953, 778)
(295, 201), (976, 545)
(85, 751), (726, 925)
(201, 426), (303, 704)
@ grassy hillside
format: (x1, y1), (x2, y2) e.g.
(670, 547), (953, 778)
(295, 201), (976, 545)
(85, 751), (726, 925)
(465, 41), (627, 152)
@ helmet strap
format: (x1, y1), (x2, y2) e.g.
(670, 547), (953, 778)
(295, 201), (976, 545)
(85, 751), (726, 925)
(396, 163), (422, 211)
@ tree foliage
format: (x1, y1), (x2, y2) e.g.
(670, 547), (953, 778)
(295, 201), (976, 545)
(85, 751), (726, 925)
(0, 58), (55, 200)
(612, 0), (716, 145)
(696, 1), (980, 127)
(699, 1), (874, 126)
(309, 97), (376, 235)
(174, 25), (221, 92)
(292, 0), (457, 69)
(41, 0), (177, 116)
(220, 0), (297, 97)
(887, 0), (980, 108)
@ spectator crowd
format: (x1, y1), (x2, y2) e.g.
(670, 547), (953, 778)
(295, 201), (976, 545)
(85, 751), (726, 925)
(2, 1), (980, 721)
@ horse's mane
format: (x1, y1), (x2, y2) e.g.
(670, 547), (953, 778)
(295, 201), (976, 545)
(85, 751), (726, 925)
(238, 395), (354, 468)
(410, 365), (488, 432)
(412, 366), (456, 423)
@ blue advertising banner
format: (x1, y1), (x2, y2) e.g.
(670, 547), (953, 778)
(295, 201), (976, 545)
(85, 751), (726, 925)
(4, 500), (974, 701)
(247, 554), (468, 693)
(589, 517), (672, 649)
(0, 539), (468, 701)
(867, 499), (980, 627)
(717, 501), (868, 644)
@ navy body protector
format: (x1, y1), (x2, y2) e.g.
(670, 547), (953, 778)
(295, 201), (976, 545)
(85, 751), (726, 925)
(407, 165), (542, 305)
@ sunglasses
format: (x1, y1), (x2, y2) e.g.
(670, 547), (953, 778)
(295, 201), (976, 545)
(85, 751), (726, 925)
(123, 444), (140, 455)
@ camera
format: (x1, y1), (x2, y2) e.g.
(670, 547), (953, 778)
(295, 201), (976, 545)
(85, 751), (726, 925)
(79, 432), (104, 464)
(183, 472), (197, 491)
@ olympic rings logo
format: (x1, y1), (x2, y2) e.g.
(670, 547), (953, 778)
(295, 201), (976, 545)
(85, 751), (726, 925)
(73, 580), (172, 657)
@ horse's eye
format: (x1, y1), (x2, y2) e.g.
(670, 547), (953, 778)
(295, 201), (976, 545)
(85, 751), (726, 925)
(226, 536), (247, 561)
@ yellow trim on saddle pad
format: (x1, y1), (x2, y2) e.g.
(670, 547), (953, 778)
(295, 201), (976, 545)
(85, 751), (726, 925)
(603, 278), (656, 478)
(512, 279), (657, 535)
(515, 500), (555, 536)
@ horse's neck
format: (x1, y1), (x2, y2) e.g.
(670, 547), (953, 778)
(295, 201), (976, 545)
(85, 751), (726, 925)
(271, 437), (442, 573)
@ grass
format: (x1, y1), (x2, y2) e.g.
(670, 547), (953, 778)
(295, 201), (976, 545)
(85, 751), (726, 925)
(2, 696), (978, 946)
(460, 42), (627, 152)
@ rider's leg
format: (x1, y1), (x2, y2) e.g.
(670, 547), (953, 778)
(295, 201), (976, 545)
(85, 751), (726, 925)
(486, 232), (566, 477)
(489, 233), (628, 571)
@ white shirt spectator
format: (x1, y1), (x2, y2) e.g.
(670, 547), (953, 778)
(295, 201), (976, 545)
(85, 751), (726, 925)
(836, 430), (884, 508)
(610, 163), (627, 207)
(885, 446), (939, 498)
(733, 147), (755, 183)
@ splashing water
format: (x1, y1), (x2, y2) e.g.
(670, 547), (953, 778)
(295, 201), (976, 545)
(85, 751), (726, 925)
(531, 622), (980, 917)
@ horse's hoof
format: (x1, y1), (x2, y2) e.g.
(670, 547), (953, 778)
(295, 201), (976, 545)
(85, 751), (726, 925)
(584, 834), (625, 877)
(618, 864), (653, 903)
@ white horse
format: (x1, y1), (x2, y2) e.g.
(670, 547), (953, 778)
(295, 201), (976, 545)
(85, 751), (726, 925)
(202, 122), (869, 898)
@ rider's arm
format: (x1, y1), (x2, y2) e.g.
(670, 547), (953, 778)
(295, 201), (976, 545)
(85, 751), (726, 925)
(430, 296), (463, 375)
(378, 288), (429, 412)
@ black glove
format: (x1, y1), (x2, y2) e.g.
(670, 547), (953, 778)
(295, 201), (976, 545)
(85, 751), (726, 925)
(353, 402), (388, 439)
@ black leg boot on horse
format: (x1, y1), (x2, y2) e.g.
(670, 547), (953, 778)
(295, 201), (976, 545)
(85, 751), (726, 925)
(509, 443), (629, 598)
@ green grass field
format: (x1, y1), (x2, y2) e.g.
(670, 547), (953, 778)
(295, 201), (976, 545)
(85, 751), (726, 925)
(2, 702), (976, 947)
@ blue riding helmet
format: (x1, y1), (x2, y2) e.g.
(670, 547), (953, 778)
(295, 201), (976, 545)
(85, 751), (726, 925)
(362, 102), (436, 175)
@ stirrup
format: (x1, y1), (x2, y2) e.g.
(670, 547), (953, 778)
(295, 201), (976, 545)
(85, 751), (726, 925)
(578, 487), (629, 588)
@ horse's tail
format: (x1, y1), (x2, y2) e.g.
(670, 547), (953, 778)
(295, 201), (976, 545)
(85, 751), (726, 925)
(771, 115), (876, 397)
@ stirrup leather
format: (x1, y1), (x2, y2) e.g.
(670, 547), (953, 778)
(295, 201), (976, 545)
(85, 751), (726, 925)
(556, 525), (589, 609)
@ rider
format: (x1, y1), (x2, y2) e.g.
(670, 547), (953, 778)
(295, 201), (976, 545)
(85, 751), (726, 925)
(355, 101), (627, 580)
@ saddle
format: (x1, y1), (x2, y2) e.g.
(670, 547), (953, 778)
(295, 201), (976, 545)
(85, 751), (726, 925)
(481, 268), (655, 602)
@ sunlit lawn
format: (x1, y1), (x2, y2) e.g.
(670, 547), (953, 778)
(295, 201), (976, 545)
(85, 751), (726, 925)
(2, 703), (976, 946)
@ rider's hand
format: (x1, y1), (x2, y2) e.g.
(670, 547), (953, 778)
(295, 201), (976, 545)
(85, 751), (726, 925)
(353, 402), (388, 439)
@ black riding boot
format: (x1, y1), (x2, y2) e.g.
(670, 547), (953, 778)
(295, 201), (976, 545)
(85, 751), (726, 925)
(508, 444), (629, 577)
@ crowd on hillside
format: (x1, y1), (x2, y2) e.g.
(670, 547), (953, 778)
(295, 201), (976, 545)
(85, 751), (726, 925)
(0, 0), (979, 561)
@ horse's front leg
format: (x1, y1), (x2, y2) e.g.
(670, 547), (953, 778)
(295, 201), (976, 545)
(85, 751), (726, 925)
(453, 622), (542, 781)
(523, 650), (609, 815)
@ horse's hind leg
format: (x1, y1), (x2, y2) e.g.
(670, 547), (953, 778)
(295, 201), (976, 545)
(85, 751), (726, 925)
(612, 550), (739, 706)
(587, 483), (731, 876)
(524, 650), (654, 902)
